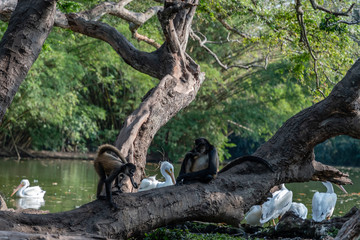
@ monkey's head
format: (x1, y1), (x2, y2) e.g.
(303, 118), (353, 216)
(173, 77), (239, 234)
(124, 163), (138, 189)
(194, 138), (211, 154)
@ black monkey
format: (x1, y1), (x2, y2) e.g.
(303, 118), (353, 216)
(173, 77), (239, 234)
(177, 138), (219, 184)
(94, 144), (138, 208)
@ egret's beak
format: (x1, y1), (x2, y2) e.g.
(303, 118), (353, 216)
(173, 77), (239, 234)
(11, 183), (24, 197)
(165, 169), (176, 185)
(336, 184), (348, 195)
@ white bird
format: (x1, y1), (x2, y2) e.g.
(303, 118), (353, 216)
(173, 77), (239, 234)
(289, 202), (308, 219)
(312, 181), (347, 222)
(260, 183), (293, 225)
(138, 161), (176, 192)
(15, 197), (45, 210)
(245, 205), (262, 226)
(11, 179), (46, 198)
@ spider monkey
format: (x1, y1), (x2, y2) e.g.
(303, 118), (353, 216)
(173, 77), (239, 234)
(177, 138), (219, 184)
(94, 144), (138, 208)
(218, 155), (275, 174)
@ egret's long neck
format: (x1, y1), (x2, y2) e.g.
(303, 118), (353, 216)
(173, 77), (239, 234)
(19, 184), (27, 197)
(324, 182), (334, 193)
(163, 172), (173, 184)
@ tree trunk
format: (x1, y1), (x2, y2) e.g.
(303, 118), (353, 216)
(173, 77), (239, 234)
(0, 0), (56, 122)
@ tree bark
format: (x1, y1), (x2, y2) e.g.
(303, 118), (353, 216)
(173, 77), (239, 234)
(0, 0), (56, 122)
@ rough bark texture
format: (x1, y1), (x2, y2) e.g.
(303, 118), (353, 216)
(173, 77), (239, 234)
(335, 207), (360, 240)
(0, 0), (56, 122)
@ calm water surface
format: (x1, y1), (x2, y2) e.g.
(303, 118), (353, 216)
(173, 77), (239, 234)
(0, 158), (359, 219)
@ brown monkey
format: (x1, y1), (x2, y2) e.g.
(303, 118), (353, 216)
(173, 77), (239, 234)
(94, 144), (138, 208)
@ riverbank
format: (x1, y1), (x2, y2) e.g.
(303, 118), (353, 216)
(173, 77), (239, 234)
(0, 148), (95, 160)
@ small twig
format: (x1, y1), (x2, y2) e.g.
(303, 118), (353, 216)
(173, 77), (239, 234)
(309, 0), (355, 17)
(8, 126), (20, 161)
(190, 30), (268, 70)
(328, 19), (360, 26)
(296, 0), (323, 95)
(129, 23), (161, 49)
(227, 120), (253, 132)
(217, 18), (250, 39)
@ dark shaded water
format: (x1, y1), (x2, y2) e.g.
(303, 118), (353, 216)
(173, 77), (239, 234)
(0, 158), (359, 219)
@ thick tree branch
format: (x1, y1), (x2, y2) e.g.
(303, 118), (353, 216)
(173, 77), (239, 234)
(0, 0), (56, 121)
(66, 13), (168, 79)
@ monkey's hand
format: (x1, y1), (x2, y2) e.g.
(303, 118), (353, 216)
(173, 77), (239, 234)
(175, 178), (185, 186)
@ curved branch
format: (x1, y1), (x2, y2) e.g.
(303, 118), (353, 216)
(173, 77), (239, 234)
(309, 0), (355, 17)
(295, 0), (321, 92)
(66, 13), (167, 79)
(217, 18), (250, 39)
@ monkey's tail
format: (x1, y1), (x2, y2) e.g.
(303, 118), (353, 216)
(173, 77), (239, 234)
(97, 144), (127, 163)
(218, 156), (275, 174)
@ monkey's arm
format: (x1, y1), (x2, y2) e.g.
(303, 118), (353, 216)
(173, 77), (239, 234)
(177, 148), (218, 181)
(218, 155), (275, 174)
(176, 152), (192, 181)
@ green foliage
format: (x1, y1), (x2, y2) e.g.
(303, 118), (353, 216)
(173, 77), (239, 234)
(1, 25), (156, 152)
(326, 227), (339, 237)
(143, 227), (247, 240)
(58, 1), (83, 13)
(319, 14), (347, 34)
(315, 135), (360, 167)
(144, 228), (191, 240)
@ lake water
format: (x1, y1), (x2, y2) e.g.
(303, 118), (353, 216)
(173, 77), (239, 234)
(0, 158), (359, 220)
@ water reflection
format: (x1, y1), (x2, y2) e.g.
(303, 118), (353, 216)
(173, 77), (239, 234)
(15, 197), (45, 210)
(0, 158), (98, 213)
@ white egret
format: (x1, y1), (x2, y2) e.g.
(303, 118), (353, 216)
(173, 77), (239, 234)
(16, 197), (45, 210)
(289, 202), (308, 219)
(260, 184), (293, 225)
(11, 179), (46, 198)
(312, 181), (347, 222)
(245, 205), (262, 226)
(138, 161), (176, 192)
